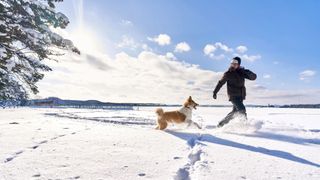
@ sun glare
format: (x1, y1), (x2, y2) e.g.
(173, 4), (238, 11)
(71, 28), (102, 53)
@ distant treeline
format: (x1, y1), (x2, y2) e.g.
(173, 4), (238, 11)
(276, 104), (320, 108)
(25, 97), (164, 107)
(1, 97), (319, 109)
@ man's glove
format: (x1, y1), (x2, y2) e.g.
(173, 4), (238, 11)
(213, 93), (217, 99)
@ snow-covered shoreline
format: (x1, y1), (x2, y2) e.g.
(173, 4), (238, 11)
(1, 107), (319, 179)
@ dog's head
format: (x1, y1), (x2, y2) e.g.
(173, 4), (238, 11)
(184, 96), (199, 110)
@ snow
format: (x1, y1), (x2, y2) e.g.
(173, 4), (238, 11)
(24, 5), (34, 16)
(24, 28), (44, 42)
(0, 46), (5, 59)
(55, 12), (69, 25)
(5, 59), (16, 71)
(0, 107), (319, 179)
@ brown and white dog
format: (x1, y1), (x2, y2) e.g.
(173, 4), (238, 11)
(155, 96), (201, 130)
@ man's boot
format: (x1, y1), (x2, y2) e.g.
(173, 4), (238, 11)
(217, 111), (235, 127)
(235, 110), (247, 121)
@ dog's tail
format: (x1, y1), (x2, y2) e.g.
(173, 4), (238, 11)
(155, 108), (164, 117)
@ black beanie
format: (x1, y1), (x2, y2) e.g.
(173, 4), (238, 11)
(233, 57), (241, 65)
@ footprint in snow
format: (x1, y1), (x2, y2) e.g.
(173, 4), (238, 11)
(51, 136), (58, 140)
(32, 173), (41, 177)
(39, 140), (48, 144)
(4, 157), (14, 163)
(30, 145), (39, 149)
(4, 150), (24, 163)
(15, 150), (23, 155)
(9, 122), (19, 124)
(204, 125), (217, 129)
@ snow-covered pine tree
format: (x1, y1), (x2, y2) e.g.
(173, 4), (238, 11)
(0, 0), (80, 103)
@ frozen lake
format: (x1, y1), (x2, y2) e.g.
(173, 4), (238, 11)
(0, 107), (319, 179)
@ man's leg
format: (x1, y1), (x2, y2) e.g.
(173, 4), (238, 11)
(217, 97), (247, 127)
(217, 105), (236, 127)
(232, 98), (247, 120)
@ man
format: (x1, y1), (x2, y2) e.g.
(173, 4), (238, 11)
(213, 57), (257, 127)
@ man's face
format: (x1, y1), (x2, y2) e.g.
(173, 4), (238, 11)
(230, 62), (239, 69)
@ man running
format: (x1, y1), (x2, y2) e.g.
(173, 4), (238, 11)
(213, 57), (257, 127)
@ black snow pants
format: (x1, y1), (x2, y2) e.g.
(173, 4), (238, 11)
(218, 96), (247, 127)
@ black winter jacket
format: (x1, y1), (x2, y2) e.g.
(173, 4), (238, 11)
(213, 67), (257, 100)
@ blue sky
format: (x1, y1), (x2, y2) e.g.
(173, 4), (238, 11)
(38, 0), (320, 104)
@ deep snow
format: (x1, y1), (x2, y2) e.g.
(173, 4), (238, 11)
(0, 107), (319, 180)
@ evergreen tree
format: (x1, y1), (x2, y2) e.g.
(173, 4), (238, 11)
(0, 0), (80, 102)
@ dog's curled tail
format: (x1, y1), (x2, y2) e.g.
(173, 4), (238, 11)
(155, 108), (164, 117)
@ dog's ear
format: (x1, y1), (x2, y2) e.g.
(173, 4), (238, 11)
(188, 96), (192, 101)
(183, 101), (188, 107)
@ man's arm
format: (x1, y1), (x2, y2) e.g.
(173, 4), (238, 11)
(240, 67), (257, 80)
(213, 72), (228, 98)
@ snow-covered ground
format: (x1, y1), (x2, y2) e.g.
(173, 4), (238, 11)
(0, 107), (319, 180)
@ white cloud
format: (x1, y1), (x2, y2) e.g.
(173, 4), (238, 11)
(174, 42), (191, 53)
(117, 36), (152, 52)
(204, 43), (262, 62)
(299, 70), (316, 81)
(37, 50), (320, 105)
(165, 52), (177, 60)
(242, 54), (261, 62)
(251, 89), (320, 105)
(203, 42), (233, 60)
(203, 44), (216, 55)
(117, 35), (139, 50)
(142, 43), (152, 51)
(214, 42), (233, 52)
(37, 50), (222, 104)
(35, 28), (320, 105)
(236, 45), (248, 54)
(203, 42), (232, 54)
(209, 54), (225, 60)
(263, 74), (271, 79)
(147, 34), (171, 46)
(120, 19), (133, 26)
(209, 42), (233, 52)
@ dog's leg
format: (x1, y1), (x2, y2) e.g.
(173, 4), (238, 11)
(159, 122), (168, 130)
(193, 121), (202, 129)
(155, 118), (162, 130)
(187, 120), (202, 129)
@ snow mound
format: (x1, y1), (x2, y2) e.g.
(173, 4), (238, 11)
(220, 116), (264, 134)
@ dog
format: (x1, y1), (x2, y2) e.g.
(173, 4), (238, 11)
(155, 96), (201, 130)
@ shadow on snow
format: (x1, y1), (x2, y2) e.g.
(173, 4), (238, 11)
(166, 130), (320, 168)
(228, 131), (320, 145)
